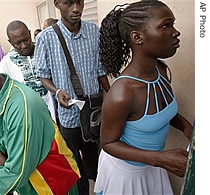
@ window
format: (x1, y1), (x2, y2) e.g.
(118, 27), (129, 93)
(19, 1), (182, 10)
(82, 0), (98, 24)
(36, 0), (56, 28)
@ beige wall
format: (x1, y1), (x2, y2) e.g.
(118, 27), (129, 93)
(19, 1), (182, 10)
(0, 0), (39, 52)
(0, 0), (194, 194)
(162, 2), (195, 193)
(97, 0), (195, 124)
(98, 0), (195, 122)
(163, 0), (195, 121)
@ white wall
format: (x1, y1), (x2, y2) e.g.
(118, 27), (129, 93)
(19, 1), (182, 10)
(0, 0), (39, 52)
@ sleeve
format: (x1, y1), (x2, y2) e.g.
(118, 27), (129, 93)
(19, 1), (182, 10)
(34, 35), (51, 79)
(0, 54), (24, 82)
(0, 54), (11, 73)
(0, 95), (30, 194)
(93, 24), (106, 77)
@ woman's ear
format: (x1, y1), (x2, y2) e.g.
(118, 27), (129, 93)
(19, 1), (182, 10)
(130, 31), (143, 45)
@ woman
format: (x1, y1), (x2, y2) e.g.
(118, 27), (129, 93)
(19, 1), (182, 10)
(94, 1), (192, 194)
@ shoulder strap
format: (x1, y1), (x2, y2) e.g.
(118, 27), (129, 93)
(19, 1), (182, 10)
(52, 23), (84, 98)
(52, 24), (75, 74)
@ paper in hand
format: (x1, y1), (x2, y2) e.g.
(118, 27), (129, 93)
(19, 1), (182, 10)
(68, 99), (85, 110)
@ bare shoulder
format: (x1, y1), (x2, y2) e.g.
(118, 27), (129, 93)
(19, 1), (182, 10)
(104, 78), (137, 110)
(103, 76), (146, 117)
(105, 79), (133, 102)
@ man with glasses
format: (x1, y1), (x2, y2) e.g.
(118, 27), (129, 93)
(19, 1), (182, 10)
(0, 20), (56, 123)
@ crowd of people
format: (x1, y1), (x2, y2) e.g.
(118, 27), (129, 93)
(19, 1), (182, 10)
(0, 0), (193, 195)
(34, 17), (58, 40)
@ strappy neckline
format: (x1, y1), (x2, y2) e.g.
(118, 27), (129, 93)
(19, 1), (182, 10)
(114, 66), (174, 116)
(115, 66), (160, 84)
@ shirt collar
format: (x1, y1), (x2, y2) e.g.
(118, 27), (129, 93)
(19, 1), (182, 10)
(58, 20), (87, 39)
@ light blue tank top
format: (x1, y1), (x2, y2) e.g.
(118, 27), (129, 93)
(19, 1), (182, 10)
(115, 66), (178, 166)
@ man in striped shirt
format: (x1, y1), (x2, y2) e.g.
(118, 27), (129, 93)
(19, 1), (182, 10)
(34, 0), (110, 194)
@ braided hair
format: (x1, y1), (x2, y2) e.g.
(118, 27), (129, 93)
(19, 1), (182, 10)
(99, 0), (167, 78)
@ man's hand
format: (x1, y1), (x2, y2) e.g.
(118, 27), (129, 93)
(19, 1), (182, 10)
(57, 90), (72, 109)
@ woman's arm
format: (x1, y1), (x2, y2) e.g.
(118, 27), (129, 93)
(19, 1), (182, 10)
(101, 81), (189, 177)
(170, 113), (193, 140)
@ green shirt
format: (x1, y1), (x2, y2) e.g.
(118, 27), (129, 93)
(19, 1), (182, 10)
(0, 74), (54, 194)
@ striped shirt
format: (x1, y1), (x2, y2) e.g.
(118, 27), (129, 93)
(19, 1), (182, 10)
(35, 20), (106, 128)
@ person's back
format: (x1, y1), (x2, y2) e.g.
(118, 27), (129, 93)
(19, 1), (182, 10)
(0, 73), (80, 194)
